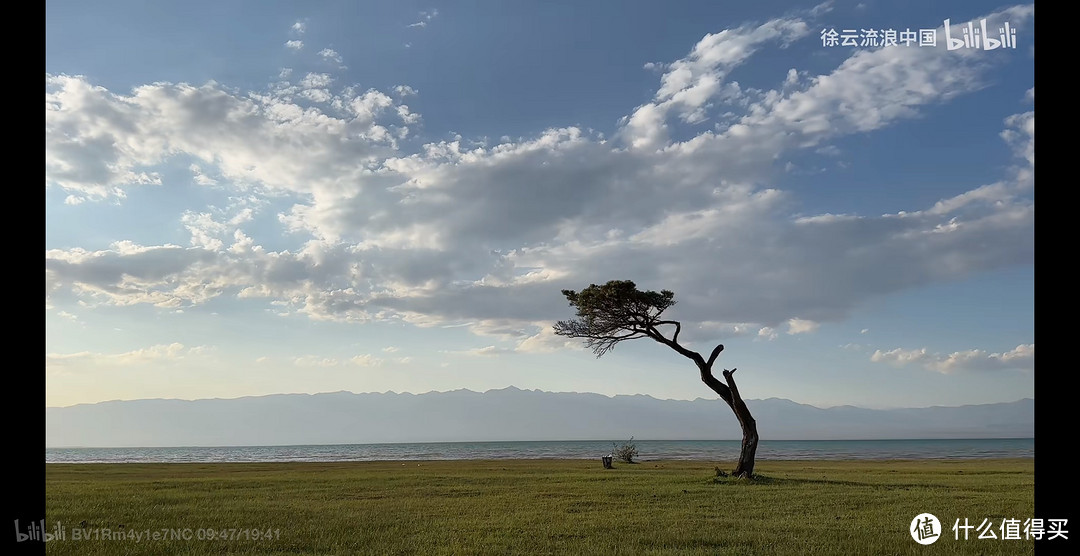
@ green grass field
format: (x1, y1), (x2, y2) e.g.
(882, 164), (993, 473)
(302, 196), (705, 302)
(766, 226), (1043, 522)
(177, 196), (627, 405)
(45, 459), (1035, 555)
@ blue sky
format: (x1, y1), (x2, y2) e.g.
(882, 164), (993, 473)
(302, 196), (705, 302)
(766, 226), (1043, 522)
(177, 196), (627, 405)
(46, 1), (1034, 409)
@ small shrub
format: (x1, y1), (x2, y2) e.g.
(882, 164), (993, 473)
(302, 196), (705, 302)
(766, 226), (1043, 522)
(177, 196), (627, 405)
(612, 437), (639, 463)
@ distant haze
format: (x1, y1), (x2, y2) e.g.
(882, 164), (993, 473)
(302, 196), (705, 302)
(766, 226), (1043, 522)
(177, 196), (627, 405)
(46, 387), (1034, 448)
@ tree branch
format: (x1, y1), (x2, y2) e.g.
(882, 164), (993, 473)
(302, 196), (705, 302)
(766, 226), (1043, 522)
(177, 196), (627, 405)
(644, 324), (705, 368)
(706, 344), (725, 368)
(698, 363), (732, 406)
(655, 320), (681, 343)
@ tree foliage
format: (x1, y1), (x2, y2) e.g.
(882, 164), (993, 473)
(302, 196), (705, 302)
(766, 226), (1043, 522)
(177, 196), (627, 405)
(554, 280), (678, 357)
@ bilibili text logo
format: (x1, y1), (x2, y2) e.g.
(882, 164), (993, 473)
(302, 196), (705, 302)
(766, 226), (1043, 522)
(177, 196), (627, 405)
(14, 519), (63, 542)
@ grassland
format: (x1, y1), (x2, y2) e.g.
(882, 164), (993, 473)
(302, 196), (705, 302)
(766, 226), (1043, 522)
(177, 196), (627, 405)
(45, 458), (1035, 555)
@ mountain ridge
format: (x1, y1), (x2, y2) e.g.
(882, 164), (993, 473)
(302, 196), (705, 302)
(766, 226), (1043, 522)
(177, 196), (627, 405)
(46, 388), (1034, 447)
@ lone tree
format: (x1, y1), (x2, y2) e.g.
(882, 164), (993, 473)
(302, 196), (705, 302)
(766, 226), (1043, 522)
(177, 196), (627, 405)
(554, 280), (759, 477)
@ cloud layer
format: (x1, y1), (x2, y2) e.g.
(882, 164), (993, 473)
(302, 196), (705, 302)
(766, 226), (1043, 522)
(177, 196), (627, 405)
(46, 6), (1035, 353)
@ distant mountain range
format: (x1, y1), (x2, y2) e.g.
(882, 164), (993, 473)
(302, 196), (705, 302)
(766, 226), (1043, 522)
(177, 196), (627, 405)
(45, 387), (1034, 447)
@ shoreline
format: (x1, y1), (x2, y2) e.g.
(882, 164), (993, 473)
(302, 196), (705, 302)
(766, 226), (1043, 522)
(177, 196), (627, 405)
(45, 456), (1035, 466)
(46, 438), (1035, 464)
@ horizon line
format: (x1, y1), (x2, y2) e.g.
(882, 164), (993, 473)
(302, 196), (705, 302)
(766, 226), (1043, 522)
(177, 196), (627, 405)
(47, 386), (1035, 411)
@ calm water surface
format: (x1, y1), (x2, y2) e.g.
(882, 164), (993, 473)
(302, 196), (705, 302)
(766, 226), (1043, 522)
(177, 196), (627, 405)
(46, 438), (1034, 464)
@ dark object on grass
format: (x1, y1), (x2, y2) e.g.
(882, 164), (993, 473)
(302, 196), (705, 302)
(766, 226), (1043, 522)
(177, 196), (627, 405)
(555, 280), (759, 477)
(601, 455), (613, 469)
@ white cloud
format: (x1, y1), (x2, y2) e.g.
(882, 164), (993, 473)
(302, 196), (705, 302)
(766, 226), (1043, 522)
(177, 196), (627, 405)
(46, 75), (417, 200)
(621, 14), (812, 149)
(299, 72), (332, 89)
(514, 323), (583, 354)
(47, 343), (201, 368)
(871, 344), (1034, 373)
(348, 354), (384, 367)
(871, 347), (930, 367)
(57, 310), (80, 322)
(408, 9), (438, 28)
(1001, 109), (1034, 171)
(189, 164), (217, 186)
(285, 40), (304, 50)
(318, 48), (344, 67)
(786, 318), (819, 335)
(757, 327), (778, 341)
(293, 355), (339, 367)
(291, 21), (306, 35)
(444, 345), (515, 357)
(301, 89), (333, 103)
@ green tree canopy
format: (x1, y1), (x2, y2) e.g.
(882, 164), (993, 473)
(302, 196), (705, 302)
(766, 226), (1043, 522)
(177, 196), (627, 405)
(555, 280), (677, 357)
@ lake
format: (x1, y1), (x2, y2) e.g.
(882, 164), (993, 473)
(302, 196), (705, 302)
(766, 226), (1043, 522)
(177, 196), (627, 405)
(46, 438), (1034, 463)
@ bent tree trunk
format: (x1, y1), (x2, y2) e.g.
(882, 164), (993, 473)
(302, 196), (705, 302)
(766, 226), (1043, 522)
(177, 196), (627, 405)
(697, 348), (758, 477)
(723, 368), (759, 477)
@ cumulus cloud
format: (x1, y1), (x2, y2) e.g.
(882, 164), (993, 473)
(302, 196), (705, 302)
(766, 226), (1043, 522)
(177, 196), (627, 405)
(285, 40), (304, 50)
(871, 344), (1034, 373)
(45, 5), (1034, 354)
(620, 14), (812, 149)
(45, 74), (418, 200)
(318, 48), (344, 67)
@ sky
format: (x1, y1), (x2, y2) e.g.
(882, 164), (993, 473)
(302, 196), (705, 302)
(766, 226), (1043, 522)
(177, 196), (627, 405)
(45, 0), (1034, 410)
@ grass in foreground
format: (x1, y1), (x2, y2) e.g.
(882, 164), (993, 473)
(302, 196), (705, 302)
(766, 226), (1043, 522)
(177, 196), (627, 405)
(45, 458), (1034, 555)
